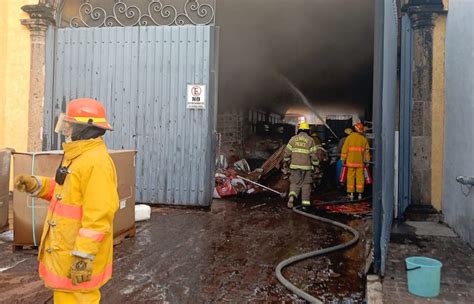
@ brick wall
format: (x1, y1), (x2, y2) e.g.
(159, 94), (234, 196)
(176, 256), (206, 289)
(216, 110), (246, 160)
(216, 109), (283, 161)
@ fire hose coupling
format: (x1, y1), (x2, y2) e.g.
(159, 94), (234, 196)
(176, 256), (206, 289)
(456, 176), (474, 186)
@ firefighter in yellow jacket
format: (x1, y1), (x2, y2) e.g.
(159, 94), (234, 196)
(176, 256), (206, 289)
(14, 98), (118, 304)
(283, 122), (319, 209)
(340, 122), (371, 200)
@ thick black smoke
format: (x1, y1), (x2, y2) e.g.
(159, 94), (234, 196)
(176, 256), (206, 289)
(216, 0), (374, 117)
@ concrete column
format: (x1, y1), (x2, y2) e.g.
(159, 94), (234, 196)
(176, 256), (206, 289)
(20, 4), (54, 151)
(404, 0), (444, 205)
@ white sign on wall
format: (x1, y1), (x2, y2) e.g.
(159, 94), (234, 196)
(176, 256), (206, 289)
(187, 84), (206, 109)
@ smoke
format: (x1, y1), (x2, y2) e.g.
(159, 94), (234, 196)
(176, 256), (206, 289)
(216, 0), (375, 116)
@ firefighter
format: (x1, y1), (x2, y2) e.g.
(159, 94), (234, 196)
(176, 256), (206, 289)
(309, 130), (322, 146)
(283, 122), (319, 209)
(337, 128), (353, 155)
(14, 98), (119, 304)
(336, 128), (353, 183)
(340, 122), (371, 200)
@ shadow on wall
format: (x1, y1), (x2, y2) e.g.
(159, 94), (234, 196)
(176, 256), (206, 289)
(216, 0), (375, 114)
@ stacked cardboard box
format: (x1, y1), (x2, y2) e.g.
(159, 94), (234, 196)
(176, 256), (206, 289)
(12, 150), (136, 247)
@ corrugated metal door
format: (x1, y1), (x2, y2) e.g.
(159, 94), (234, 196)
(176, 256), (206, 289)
(44, 26), (218, 206)
(372, 0), (397, 275)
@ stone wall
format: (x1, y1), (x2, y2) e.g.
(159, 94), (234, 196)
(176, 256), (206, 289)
(405, 0), (445, 205)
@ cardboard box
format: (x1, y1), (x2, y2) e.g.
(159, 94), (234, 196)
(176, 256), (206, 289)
(109, 150), (136, 237)
(0, 149), (12, 231)
(12, 150), (136, 246)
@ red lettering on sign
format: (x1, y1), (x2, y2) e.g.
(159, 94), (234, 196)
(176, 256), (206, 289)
(191, 86), (202, 96)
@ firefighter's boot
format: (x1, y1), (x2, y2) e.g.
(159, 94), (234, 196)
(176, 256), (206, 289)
(358, 193), (363, 200)
(348, 192), (354, 201)
(301, 200), (311, 211)
(287, 196), (294, 209)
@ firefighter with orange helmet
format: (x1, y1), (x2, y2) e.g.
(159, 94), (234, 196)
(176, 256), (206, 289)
(340, 121), (371, 200)
(283, 122), (319, 209)
(14, 98), (118, 303)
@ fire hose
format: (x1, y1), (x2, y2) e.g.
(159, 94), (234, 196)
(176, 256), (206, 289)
(275, 206), (360, 303)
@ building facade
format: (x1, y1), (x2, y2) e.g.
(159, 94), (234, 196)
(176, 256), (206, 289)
(1, 0), (472, 263)
(0, 0), (37, 151)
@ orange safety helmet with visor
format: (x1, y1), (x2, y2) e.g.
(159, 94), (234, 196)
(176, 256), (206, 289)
(354, 122), (365, 133)
(55, 98), (113, 136)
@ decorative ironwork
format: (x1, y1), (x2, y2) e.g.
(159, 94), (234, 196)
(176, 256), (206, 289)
(64, 0), (215, 28)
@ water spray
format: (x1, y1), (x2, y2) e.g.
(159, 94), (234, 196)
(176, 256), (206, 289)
(278, 74), (340, 140)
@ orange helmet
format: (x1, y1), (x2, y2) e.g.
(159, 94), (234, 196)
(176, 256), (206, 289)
(354, 122), (364, 133)
(63, 98), (112, 130)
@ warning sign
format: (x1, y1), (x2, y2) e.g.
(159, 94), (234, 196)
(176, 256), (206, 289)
(187, 84), (206, 109)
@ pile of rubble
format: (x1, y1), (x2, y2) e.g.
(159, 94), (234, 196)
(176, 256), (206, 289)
(213, 146), (289, 198)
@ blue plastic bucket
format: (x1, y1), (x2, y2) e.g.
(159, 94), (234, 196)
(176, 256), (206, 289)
(405, 256), (442, 297)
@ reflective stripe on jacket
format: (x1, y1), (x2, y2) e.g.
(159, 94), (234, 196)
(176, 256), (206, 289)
(340, 132), (371, 167)
(284, 132), (319, 170)
(35, 138), (119, 292)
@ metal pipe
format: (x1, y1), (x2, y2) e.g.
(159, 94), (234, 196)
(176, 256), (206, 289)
(236, 175), (286, 197)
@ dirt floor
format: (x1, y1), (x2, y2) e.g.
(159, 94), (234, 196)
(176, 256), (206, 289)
(0, 197), (370, 303)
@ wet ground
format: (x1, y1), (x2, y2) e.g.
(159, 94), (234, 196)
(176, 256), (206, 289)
(0, 197), (369, 303)
(382, 222), (474, 303)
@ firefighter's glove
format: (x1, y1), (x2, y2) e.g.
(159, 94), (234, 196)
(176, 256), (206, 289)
(69, 257), (93, 285)
(14, 175), (38, 193)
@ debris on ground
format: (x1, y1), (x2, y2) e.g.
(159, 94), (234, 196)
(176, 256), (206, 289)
(214, 145), (290, 198)
(214, 140), (335, 200)
(233, 159), (251, 173)
(259, 145), (286, 177)
(310, 190), (373, 217)
(318, 201), (372, 216)
(0, 230), (13, 242)
(0, 259), (26, 273)
(250, 203), (266, 209)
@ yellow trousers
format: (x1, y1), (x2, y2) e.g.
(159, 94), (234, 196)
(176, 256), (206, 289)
(53, 290), (100, 304)
(347, 167), (365, 193)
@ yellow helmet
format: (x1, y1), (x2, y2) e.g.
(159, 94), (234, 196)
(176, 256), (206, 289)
(298, 122), (310, 131)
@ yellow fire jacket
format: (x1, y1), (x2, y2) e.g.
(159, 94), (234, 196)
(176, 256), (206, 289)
(34, 138), (119, 292)
(340, 132), (371, 167)
(284, 132), (319, 170)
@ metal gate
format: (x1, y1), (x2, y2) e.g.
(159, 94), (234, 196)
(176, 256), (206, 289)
(44, 25), (218, 206)
(372, 0), (398, 275)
